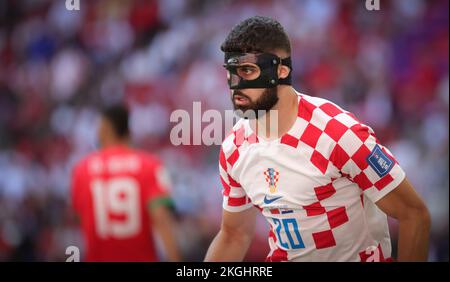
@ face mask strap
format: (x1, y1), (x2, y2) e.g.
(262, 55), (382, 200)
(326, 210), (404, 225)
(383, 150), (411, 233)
(279, 57), (292, 85)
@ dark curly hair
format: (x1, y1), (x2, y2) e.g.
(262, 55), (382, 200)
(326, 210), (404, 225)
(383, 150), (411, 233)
(102, 104), (129, 138)
(221, 16), (291, 55)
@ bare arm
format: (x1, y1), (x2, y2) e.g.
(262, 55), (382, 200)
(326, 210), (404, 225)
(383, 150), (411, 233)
(204, 207), (257, 262)
(150, 203), (182, 261)
(376, 178), (431, 261)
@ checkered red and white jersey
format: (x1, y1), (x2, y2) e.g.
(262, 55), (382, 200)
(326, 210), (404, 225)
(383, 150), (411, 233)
(218, 92), (405, 262)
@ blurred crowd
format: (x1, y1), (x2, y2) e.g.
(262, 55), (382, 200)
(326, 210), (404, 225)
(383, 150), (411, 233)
(0, 0), (448, 261)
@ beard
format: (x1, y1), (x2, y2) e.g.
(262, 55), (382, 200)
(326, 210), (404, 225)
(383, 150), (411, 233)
(232, 87), (279, 119)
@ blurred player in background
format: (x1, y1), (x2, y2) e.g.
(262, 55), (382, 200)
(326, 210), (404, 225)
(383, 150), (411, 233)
(71, 105), (181, 262)
(205, 16), (431, 262)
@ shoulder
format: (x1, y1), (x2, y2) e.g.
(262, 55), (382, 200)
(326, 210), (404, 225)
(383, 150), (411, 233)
(296, 93), (377, 157)
(72, 150), (101, 175)
(298, 93), (348, 120)
(221, 118), (248, 154)
(297, 92), (370, 131)
(133, 149), (163, 169)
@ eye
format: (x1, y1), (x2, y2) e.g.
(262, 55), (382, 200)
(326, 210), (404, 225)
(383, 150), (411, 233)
(240, 66), (255, 74)
(236, 65), (260, 80)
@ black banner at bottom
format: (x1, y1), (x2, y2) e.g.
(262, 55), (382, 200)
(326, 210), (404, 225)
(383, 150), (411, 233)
(0, 262), (445, 281)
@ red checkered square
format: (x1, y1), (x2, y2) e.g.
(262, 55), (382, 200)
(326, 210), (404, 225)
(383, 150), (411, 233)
(220, 176), (230, 196)
(327, 207), (349, 229)
(227, 149), (240, 167)
(312, 230), (336, 249)
(228, 174), (240, 187)
(280, 134), (300, 148)
(228, 196), (247, 207)
(269, 229), (277, 242)
(350, 124), (370, 143)
(351, 145), (371, 170)
(353, 172), (373, 191)
(300, 124), (323, 148)
(298, 98), (317, 122)
(329, 144), (350, 170)
(314, 183), (336, 201)
(270, 208), (280, 214)
(319, 103), (343, 117)
(268, 248), (288, 262)
(310, 150), (329, 174)
(219, 149), (227, 171)
(324, 119), (349, 142)
(374, 174), (394, 191)
(303, 201), (326, 216)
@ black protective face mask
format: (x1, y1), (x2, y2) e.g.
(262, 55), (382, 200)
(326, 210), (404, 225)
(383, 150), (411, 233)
(223, 52), (292, 89)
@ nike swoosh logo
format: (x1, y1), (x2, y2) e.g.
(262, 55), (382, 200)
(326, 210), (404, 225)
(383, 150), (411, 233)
(264, 195), (283, 204)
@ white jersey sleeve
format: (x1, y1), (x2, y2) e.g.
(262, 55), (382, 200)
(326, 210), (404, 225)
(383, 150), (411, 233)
(219, 131), (253, 212)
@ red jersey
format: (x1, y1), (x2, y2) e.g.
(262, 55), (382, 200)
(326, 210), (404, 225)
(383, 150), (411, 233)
(71, 145), (170, 262)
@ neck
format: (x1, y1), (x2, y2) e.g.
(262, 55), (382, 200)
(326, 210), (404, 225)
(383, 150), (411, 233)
(254, 86), (298, 140)
(102, 138), (129, 149)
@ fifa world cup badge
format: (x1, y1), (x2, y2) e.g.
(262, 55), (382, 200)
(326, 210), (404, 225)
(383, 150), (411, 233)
(264, 168), (280, 193)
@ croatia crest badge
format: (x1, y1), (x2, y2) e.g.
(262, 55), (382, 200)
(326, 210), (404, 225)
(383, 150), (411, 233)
(263, 168), (280, 193)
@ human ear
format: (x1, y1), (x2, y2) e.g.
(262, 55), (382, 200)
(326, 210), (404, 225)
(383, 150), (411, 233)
(278, 64), (290, 79)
